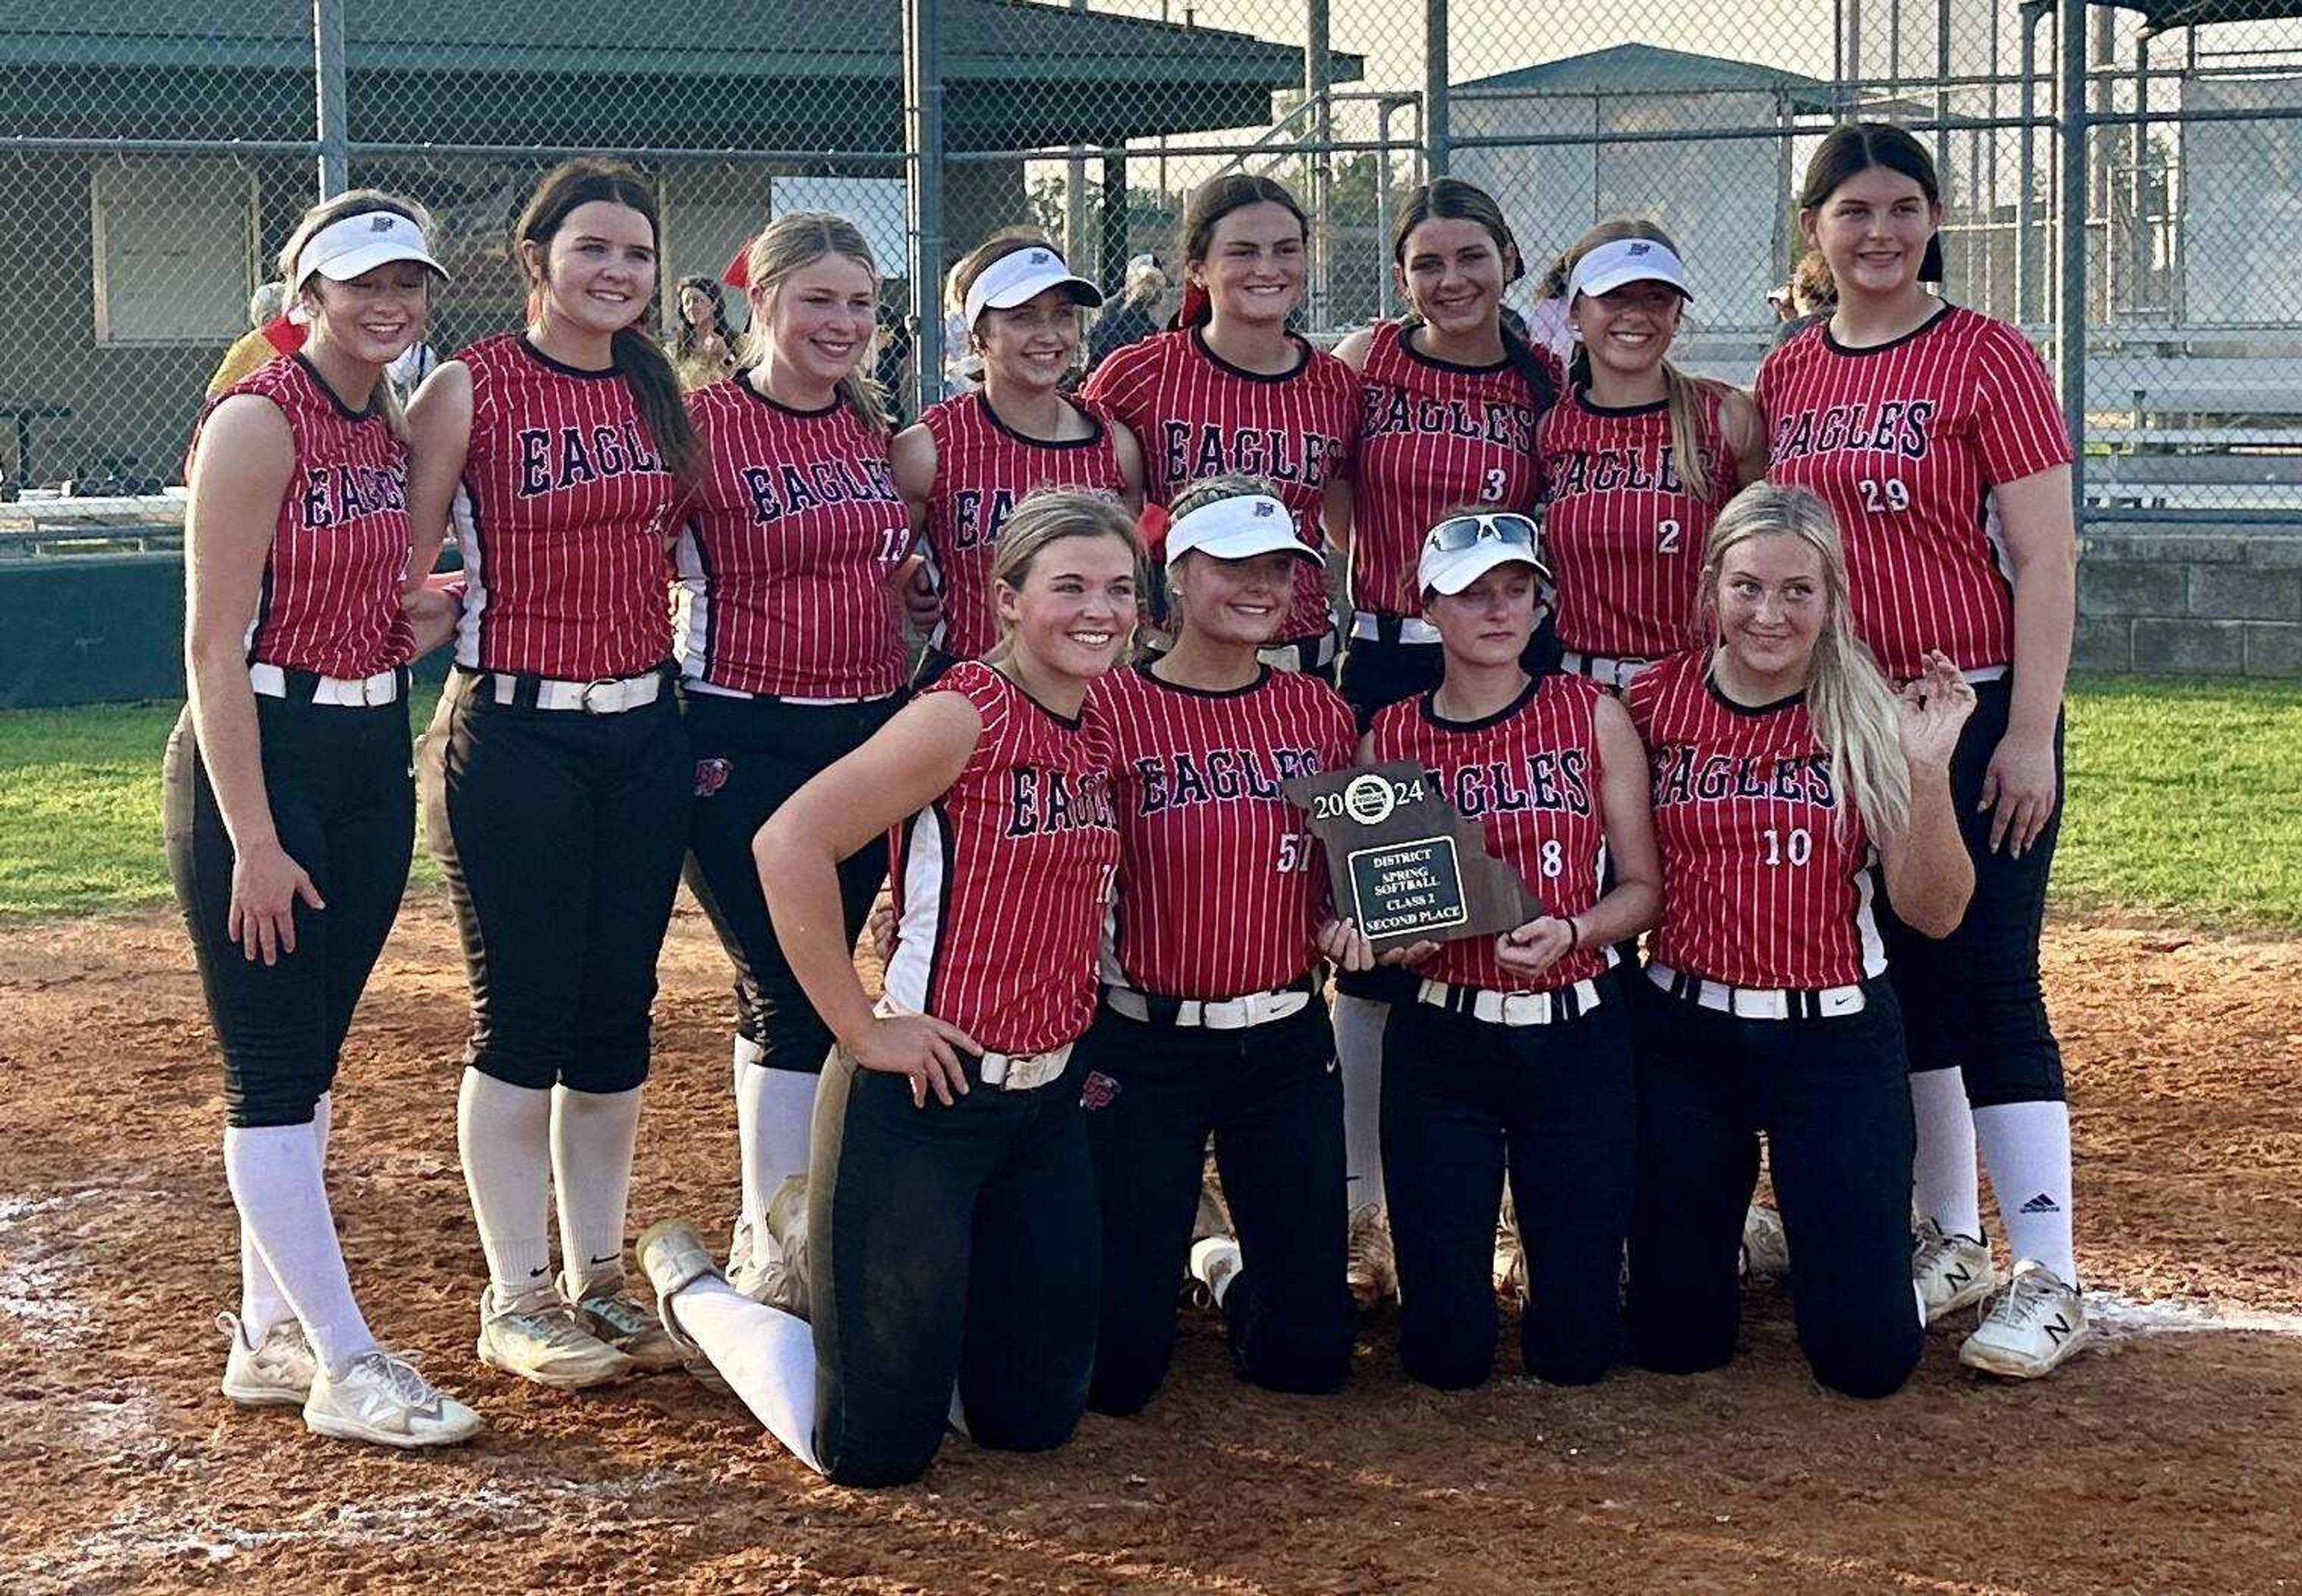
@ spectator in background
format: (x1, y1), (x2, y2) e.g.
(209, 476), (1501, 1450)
(874, 280), (916, 426)
(1771, 250), (1838, 349)
(669, 274), (739, 390)
(1086, 253), (1167, 373)
(204, 282), (305, 397)
(1522, 251), (1576, 369)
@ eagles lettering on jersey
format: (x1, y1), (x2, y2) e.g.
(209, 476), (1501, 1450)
(1360, 389), (1537, 455)
(1158, 421), (1340, 490)
(951, 482), (1118, 553)
(1005, 766), (1116, 838)
(1767, 400), (1937, 464)
(302, 463), (408, 526)
(1649, 747), (1836, 810)
(739, 456), (902, 523)
(1420, 751), (1593, 820)
(1544, 443), (1707, 502)
(514, 421), (665, 497)
(1128, 744), (1333, 814)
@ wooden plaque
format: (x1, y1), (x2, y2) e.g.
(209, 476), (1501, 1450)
(1282, 761), (1542, 952)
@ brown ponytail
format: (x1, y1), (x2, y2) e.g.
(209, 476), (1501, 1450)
(278, 187), (437, 444)
(514, 158), (706, 483)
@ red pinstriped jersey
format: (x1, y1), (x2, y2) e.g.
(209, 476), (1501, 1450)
(450, 334), (677, 680)
(1628, 651), (1884, 990)
(1349, 320), (1555, 620)
(201, 355), (414, 678)
(920, 392), (1126, 662)
(1754, 306), (2071, 680)
(1081, 327), (1355, 643)
(885, 662), (1119, 1056)
(1088, 664), (1357, 999)
(1367, 673), (1612, 994)
(675, 379), (907, 698)
(1538, 384), (1740, 661)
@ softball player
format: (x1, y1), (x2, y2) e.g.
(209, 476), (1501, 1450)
(637, 492), (1138, 1487)
(1540, 221), (1765, 690)
(405, 158), (701, 1389)
(897, 234), (1143, 683)
(168, 192), (479, 1446)
(1081, 173), (1357, 676)
(1076, 477), (1361, 1414)
(1756, 122), (2087, 1377)
(1623, 483), (1976, 1398)
(1323, 179), (1568, 1303)
(1365, 512), (1661, 1388)
(676, 212), (917, 1301)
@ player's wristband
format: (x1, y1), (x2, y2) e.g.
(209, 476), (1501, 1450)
(1564, 916), (1583, 952)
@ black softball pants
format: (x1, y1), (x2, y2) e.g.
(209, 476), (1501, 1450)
(680, 687), (902, 1073)
(806, 1045), (1100, 1487)
(1881, 675), (2066, 1107)
(419, 668), (690, 1094)
(163, 685), (414, 1128)
(1381, 982), (1636, 1389)
(1625, 975), (1922, 1400)
(1077, 999), (1355, 1414)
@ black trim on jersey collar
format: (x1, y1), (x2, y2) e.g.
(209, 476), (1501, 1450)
(977, 390), (1105, 451)
(1398, 322), (1512, 376)
(292, 352), (379, 423)
(1820, 301), (1956, 359)
(1137, 659), (1271, 699)
(517, 333), (619, 380)
(1418, 669), (1541, 732)
(1571, 385), (1668, 420)
(1704, 658), (1809, 717)
(989, 663), (1086, 729)
(734, 367), (841, 419)
(1189, 325), (1312, 385)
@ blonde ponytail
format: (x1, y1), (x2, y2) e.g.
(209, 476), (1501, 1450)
(1699, 484), (1910, 841)
(1661, 363), (1722, 504)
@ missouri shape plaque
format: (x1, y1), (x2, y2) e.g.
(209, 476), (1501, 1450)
(1282, 761), (1541, 952)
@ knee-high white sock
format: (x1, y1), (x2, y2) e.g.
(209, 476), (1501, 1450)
(1331, 994), (1388, 1212)
(551, 1084), (644, 1297)
(1973, 1100), (2078, 1288)
(670, 1274), (825, 1474)
(456, 1068), (555, 1304)
(733, 1036), (767, 1239)
(746, 1068), (820, 1218)
(1911, 1068), (1982, 1239)
(224, 1123), (377, 1375)
(237, 1093), (333, 1338)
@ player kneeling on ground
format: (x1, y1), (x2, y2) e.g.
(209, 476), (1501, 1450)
(638, 491), (1139, 1486)
(1366, 511), (1662, 1390)
(1076, 477), (1364, 1414)
(1623, 483), (1974, 1399)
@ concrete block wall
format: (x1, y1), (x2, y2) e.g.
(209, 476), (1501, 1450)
(2077, 521), (2302, 678)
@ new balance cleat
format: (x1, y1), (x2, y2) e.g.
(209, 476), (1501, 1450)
(303, 1349), (483, 1448)
(1960, 1260), (2092, 1378)
(1346, 1202), (1397, 1308)
(218, 1311), (316, 1408)
(475, 1285), (634, 1389)
(1913, 1218), (1998, 1325)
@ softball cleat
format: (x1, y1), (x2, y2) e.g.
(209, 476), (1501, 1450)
(218, 1311), (317, 1408)
(1912, 1218), (1997, 1324)
(564, 1281), (687, 1374)
(1960, 1260), (2092, 1378)
(302, 1348), (483, 1448)
(475, 1284), (635, 1389)
(1346, 1202), (1398, 1308)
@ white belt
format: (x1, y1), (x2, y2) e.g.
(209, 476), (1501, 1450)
(1416, 976), (1601, 1027)
(1645, 960), (1867, 1020)
(248, 662), (401, 706)
(1559, 651), (1652, 691)
(497, 672), (664, 714)
(683, 677), (897, 708)
(1105, 985), (1313, 1030)
(1962, 665), (2010, 685)
(1350, 611), (1442, 646)
(871, 995), (1072, 1091)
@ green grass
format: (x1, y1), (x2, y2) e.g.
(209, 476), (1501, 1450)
(0, 677), (2296, 928)
(0, 687), (441, 921)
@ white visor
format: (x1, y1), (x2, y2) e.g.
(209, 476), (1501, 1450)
(1567, 237), (1691, 305)
(294, 210), (448, 289)
(1164, 494), (1322, 569)
(963, 246), (1104, 328)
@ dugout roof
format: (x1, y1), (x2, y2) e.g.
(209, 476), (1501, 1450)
(0, 0), (1363, 150)
(2107, 0), (2302, 34)
(1453, 43), (1843, 113)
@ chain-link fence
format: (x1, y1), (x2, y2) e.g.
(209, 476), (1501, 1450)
(2, 0), (2299, 533)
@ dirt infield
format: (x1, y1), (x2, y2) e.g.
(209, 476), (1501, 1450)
(3, 900), (2298, 1595)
